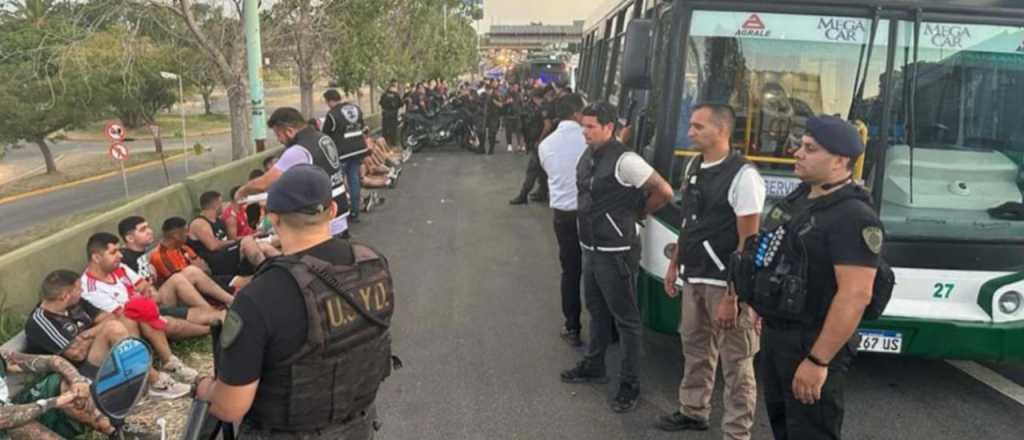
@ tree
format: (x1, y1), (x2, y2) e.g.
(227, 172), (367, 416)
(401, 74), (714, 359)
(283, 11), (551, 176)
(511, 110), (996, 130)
(0, 7), (100, 174)
(151, 0), (252, 160)
(178, 47), (219, 115)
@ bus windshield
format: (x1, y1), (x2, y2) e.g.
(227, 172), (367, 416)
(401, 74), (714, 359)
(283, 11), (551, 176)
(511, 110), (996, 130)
(676, 10), (889, 197)
(882, 21), (1024, 243)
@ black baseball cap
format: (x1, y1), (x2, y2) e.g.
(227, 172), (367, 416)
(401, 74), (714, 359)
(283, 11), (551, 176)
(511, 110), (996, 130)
(266, 164), (332, 214)
(805, 116), (865, 158)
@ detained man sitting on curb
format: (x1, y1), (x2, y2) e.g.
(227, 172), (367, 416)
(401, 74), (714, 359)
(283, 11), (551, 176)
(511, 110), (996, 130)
(0, 349), (115, 439)
(25, 270), (192, 401)
(80, 232), (203, 384)
(187, 191), (280, 278)
(118, 216), (238, 310)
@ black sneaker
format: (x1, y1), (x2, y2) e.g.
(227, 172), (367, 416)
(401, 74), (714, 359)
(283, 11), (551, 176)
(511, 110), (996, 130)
(529, 193), (548, 203)
(560, 360), (608, 384)
(611, 382), (640, 413)
(509, 197), (528, 205)
(560, 328), (583, 347)
(656, 411), (710, 431)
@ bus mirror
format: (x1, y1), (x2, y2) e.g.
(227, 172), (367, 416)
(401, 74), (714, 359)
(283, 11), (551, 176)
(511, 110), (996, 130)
(621, 19), (655, 90)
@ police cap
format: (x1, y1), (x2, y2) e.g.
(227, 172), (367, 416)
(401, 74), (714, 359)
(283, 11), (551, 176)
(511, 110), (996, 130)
(267, 164), (333, 214)
(805, 115), (864, 158)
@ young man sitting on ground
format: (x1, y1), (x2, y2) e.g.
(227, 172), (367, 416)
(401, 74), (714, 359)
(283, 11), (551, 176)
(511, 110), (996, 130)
(0, 349), (116, 439)
(221, 187), (255, 240)
(187, 191), (279, 278)
(152, 217), (254, 295)
(118, 216), (238, 308)
(80, 232), (205, 382)
(25, 270), (192, 401)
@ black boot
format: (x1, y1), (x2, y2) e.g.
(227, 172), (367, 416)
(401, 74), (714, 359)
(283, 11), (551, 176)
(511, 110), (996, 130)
(509, 196), (527, 205)
(610, 381), (640, 413)
(560, 359), (608, 384)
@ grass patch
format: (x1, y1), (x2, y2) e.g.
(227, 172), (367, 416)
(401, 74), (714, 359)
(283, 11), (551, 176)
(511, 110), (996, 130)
(0, 199), (126, 256)
(0, 151), (167, 200)
(63, 113), (230, 141)
(171, 333), (214, 359)
(0, 309), (27, 346)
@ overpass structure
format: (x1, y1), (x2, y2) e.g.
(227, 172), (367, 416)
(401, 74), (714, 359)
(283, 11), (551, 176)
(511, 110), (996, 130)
(481, 21), (584, 51)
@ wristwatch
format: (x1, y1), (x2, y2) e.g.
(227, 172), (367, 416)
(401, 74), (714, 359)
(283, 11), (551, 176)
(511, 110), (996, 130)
(807, 354), (830, 368)
(34, 398), (55, 412)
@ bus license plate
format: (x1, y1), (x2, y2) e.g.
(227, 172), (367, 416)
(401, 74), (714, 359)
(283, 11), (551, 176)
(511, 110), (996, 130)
(857, 330), (902, 354)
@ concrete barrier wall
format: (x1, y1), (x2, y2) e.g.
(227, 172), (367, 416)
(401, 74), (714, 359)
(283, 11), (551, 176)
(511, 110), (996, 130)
(0, 148), (280, 313)
(0, 115), (381, 314)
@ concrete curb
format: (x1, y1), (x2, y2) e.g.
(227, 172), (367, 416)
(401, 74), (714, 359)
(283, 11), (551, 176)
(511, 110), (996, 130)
(0, 153), (186, 206)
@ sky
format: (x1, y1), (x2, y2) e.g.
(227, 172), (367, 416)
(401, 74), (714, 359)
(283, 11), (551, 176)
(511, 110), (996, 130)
(480, 0), (613, 32)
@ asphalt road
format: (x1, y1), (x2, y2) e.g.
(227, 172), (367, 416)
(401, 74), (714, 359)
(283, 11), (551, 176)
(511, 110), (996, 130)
(345, 144), (1024, 440)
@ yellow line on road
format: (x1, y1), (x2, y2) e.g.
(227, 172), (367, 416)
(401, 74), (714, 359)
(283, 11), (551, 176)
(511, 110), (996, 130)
(0, 153), (186, 206)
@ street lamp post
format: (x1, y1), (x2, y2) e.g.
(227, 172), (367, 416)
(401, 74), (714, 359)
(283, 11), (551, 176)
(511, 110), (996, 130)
(160, 71), (188, 175)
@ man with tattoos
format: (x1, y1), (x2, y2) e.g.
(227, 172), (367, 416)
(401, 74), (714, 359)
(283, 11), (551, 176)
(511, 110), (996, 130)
(25, 269), (192, 400)
(0, 349), (114, 439)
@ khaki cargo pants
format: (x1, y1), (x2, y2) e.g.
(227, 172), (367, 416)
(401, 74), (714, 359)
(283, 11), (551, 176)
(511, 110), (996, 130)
(679, 283), (759, 440)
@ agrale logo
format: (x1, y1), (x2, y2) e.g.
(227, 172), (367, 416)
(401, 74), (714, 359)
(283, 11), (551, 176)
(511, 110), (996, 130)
(736, 14), (770, 37)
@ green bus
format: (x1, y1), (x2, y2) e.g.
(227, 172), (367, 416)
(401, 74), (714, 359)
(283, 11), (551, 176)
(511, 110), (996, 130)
(578, 0), (1024, 362)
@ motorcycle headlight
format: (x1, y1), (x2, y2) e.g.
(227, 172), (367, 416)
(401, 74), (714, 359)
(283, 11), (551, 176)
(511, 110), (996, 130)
(998, 290), (1022, 315)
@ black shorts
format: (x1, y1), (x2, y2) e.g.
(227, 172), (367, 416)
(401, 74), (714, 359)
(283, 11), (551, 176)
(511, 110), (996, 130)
(204, 245), (255, 277)
(159, 306), (189, 320)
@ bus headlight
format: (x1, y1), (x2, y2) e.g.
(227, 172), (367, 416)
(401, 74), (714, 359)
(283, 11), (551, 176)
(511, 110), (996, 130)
(998, 290), (1022, 315)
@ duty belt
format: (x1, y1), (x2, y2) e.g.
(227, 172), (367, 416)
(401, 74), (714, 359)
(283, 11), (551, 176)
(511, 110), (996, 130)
(344, 130), (364, 139)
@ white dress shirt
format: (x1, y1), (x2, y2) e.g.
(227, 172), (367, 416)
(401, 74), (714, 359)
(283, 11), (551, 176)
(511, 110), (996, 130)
(539, 120), (588, 211)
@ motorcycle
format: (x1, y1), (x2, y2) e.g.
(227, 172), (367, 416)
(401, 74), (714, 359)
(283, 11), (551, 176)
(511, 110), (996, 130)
(401, 104), (480, 153)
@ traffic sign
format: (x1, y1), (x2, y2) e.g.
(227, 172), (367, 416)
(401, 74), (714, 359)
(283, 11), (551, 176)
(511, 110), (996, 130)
(109, 143), (129, 161)
(105, 122), (127, 142)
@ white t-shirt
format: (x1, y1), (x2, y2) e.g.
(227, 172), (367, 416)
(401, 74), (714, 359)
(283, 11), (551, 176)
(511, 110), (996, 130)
(695, 156), (767, 217)
(614, 152), (655, 189)
(272, 145), (349, 235)
(538, 121), (587, 211)
(81, 264), (143, 313)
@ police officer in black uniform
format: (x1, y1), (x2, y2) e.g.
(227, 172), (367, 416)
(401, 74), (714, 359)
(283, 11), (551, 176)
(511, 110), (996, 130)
(195, 164), (397, 439)
(482, 84), (503, 155)
(379, 81), (403, 148)
(509, 90), (553, 205)
(732, 116), (885, 439)
(237, 107), (352, 239)
(322, 89), (368, 223)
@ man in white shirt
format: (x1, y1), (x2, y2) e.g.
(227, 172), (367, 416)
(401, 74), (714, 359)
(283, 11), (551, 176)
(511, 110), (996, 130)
(538, 94), (588, 347)
(659, 103), (766, 439)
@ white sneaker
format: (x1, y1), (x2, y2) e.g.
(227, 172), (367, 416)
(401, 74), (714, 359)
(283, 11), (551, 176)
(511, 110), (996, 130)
(507, 144), (513, 152)
(162, 356), (198, 382)
(148, 372), (190, 400)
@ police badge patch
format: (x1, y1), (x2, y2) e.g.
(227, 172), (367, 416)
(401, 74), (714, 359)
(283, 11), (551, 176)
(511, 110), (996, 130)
(341, 105), (360, 123)
(220, 310), (244, 349)
(862, 226), (883, 254)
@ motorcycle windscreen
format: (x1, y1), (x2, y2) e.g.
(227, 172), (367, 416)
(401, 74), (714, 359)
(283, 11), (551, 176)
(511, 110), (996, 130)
(92, 337), (152, 419)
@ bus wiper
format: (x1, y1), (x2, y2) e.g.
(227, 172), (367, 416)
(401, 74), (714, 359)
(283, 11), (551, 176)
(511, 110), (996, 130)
(848, 7), (882, 119)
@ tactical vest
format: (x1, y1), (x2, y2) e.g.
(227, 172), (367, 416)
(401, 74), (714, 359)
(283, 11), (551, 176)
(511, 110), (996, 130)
(291, 127), (351, 220)
(577, 140), (645, 252)
(324, 103), (368, 160)
(247, 242), (395, 431)
(677, 151), (751, 282)
(732, 183), (890, 325)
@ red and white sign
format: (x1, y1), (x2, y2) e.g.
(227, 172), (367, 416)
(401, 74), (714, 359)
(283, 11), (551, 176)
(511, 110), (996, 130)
(742, 14), (766, 30)
(105, 122), (127, 142)
(109, 143), (129, 161)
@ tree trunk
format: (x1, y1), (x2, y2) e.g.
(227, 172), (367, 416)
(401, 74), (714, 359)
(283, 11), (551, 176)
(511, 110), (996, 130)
(298, 63), (315, 118)
(202, 92), (213, 115)
(148, 124), (172, 186)
(34, 138), (57, 174)
(369, 82), (377, 115)
(225, 82), (253, 160)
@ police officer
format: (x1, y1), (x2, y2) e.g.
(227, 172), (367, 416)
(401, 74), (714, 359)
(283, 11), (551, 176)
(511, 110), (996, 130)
(509, 90), (550, 205)
(659, 104), (765, 439)
(482, 85), (503, 155)
(560, 102), (674, 413)
(322, 89), (368, 223)
(236, 107), (351, 239)
(195, 164), (396, 439)
(734, 116), (883, 439)
(379, 81), (403, 147)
